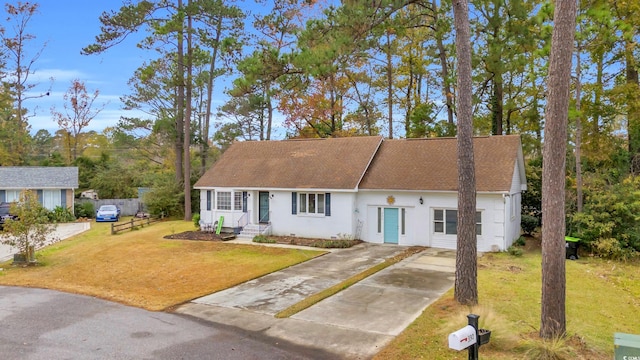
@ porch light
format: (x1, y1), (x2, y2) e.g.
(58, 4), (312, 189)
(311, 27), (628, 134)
(419, 196), (423, 205)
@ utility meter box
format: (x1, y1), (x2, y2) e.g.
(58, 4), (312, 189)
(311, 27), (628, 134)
(448, 325), (477, 351)
(615, 333), (640, 359)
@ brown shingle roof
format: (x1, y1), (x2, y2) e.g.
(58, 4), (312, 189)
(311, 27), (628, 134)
(358, 135), (522, 192)
(194, 136), (383, 190)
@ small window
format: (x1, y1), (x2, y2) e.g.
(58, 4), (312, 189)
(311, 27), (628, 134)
(434, 209), (444, 233)
(434, 209), (482, 236)
(309, 194), (316, 213)
(318, 194), (325, 213)
(217, 191), (231, 210)
(401, 208), (406, 235)
(206, 191), (212, 211)
(300, 193), (307, 213)
(234, 192), (242, 210)
(377, 207), (382, 233)
(445, 210), (457, 234)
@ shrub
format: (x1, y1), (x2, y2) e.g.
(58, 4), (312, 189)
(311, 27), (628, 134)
(142, 174), (183, 217)
(514, 236), (526, 247)
(1, 191), (56, 263)
(570, 175), (640, 257)
(507, 246), (523, 257)
(74, 202), (95, 218)
(592, 237), (638, 260)
(521, 214), (539, 235)
(193, 213), (200, 229)
(521, 335), (575, 360)
(48, 206), (76, 223)
(253, 235), (276, 243)
(311, 240), (360, 248)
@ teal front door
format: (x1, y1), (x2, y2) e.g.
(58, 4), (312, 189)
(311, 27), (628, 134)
(384, 208), (399, 244)
(259, 192), (270, 223)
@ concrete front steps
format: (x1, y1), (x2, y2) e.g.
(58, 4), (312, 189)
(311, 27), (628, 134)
(238, 224), (272, 239)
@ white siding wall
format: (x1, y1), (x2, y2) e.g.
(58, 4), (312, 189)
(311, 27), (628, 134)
(269, 191), (355, 239)
(356, 192), (424, 246)
(356, 191), (509, 251)
(504, 161), (523, 247)
(197, 187), (252, 229)
(198, 186), (518, 252)
(198, 189), (212, 224)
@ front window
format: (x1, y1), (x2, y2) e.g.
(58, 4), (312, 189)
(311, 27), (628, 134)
(234, 192), (242, 210)
(217, 191), (231, 210)
(5, 190), (19, 203)
(434, 209), (482, 235)
(42, 189), (61, 211)
(298, 193), (326, 215)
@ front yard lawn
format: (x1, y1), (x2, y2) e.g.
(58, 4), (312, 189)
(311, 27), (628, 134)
(0, 220), (324, 311)
(374, 239), (640, 359)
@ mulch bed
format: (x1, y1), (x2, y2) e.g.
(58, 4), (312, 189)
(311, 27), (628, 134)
(164, 231), (363, 248)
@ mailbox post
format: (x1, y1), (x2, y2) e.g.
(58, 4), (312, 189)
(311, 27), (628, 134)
(448, 314), (491, 360)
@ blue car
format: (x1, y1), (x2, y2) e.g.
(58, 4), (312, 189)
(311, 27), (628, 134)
(96, 205), (120, 222)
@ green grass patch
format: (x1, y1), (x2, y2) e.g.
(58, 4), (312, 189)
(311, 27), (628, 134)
(275, 246), (424, 318)
(374, 250), (640, 359)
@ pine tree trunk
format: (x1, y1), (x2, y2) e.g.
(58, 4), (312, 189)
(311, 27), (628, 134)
(453, 0), (478, 306)
(175, 0), (185, 187)
(183, 4), (193, 221)
(626, 44), (640, 174)
(386, 31), (393, 139)
(540, 0), (576, 339)
(433, 0), (454, 126)
(575, 47), (583, 212)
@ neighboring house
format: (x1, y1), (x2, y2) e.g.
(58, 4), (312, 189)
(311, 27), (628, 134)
(194, 135), (526, 252)
(0, 167), (79, 213)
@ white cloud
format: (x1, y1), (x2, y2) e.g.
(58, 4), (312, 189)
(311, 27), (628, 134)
(29, 68), (87, 83)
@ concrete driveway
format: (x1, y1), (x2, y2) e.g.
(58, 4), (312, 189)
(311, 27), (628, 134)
(176, 244), (455, 359)
(0, 222), (90, 263)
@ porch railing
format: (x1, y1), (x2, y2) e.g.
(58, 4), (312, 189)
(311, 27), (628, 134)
(237, 211), (250, 228)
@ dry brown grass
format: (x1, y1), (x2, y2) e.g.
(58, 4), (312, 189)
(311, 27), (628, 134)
(0, 220), (324, 311)
(374, 242), (631, 360)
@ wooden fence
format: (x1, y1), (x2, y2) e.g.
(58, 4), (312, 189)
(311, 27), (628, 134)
(111, 216), (162, 235)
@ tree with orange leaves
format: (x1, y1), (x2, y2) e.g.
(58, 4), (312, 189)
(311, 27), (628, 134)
(51, 79), (105, 163)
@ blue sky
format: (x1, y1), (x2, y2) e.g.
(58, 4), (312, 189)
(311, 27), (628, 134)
(18, 1), (158, 134)
(17, 1), (329, 140)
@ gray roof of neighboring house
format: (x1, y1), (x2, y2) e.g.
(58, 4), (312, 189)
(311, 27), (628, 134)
(0, 167), (79, 189)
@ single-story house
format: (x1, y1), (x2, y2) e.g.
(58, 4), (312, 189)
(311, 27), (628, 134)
(194, 135), (526, 252)
(0, 167), (79, 212)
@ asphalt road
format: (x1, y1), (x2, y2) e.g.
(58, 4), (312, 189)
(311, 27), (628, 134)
(0, 286), (331, 360)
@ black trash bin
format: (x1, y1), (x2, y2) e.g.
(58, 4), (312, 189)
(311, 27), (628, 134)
(565, 236), (580, 260)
